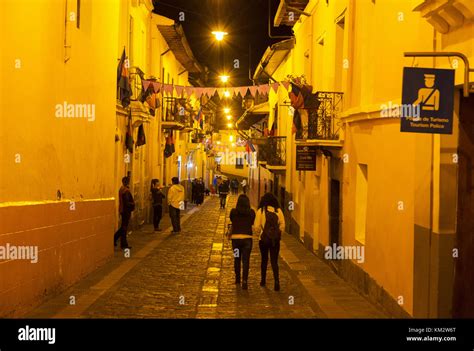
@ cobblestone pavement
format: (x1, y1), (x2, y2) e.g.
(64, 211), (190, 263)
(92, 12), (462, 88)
(27, 195), (386, 319)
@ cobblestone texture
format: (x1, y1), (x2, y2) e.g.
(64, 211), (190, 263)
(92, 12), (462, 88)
(27, 195), (386, 319)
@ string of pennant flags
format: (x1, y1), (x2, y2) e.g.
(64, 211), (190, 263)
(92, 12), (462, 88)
(141, 80), (291, 98)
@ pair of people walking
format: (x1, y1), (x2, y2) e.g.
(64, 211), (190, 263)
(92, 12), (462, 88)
(228, 192), (285, 291)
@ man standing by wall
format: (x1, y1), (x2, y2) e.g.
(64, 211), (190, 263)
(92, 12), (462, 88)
(168, 177), (185, 234)
(114, 176), (135, 249)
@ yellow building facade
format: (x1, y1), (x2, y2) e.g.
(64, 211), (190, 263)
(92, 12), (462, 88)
(0, 0), (205, 316)
(255, 0), (474, 317)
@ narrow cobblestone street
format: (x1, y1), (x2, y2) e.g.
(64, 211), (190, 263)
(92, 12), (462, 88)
(27, 195), (385, 319)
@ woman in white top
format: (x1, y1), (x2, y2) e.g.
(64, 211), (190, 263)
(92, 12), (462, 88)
(254, 193), (285, 291)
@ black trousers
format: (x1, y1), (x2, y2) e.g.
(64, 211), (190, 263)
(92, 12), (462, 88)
(169, 205), (181, 232)
(259, 240), (280, 283)
(153, 205), (162, 230)
(219, 194), (227, 208)
(232, 238), (253, 282)
(114, 211), (131, 248)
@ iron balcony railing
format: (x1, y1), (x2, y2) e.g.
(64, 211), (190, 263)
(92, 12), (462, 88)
(162, 96), (195, 129)
(297, 91), (343, 141)
(254, 136), (286, 167)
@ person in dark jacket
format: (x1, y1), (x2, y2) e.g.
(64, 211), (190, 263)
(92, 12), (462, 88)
(218, 179), (230, 209)
(114, 176), (135, 249)
(229, 194), (256, 290)
(231, 178), (239, 195)
(195, 178), (205, 205)
(150, 179), (165, 231)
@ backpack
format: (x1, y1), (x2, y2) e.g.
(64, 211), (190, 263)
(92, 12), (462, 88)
(261, 208), (281, 246)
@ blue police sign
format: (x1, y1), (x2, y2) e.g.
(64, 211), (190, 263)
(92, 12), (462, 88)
(400, 67), (455, 134)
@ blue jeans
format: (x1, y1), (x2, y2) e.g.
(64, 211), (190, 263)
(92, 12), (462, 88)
(232, 238), (253, 282)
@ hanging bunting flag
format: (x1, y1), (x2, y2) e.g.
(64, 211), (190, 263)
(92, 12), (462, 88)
(117, 48), (132, 108)
(249, 86), (258, 96)
(194, 87), (202, 97)
(270, 103), (278, 136)
(164, 130), (175, 158)
(163, 84), (173, 95)
(245, 140), (256, 153)
(152, 82), (161, 93)
(194, 107), (202, 122)
(238, 87), (249, 97)
(136, 124), (146, 146)
(289, 83), (305, 109)
(281, 81), (290, 91)
(125, 110), (134, 153)
(292, 109), (303, 137)
(185, 86), (194, 97)
(259, 84), (270, 95)
(271, 82), (280, 93)
(175, 85), (184, 96)
(142, 80), (151, 92)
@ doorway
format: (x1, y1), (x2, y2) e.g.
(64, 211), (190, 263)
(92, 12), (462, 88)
(329, 179), (341, 247)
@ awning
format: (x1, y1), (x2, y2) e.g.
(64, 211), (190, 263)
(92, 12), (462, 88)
(157, 23), (203, 74)
(253, 38), (295, 83)
(236, 102), (269, 130)
(274, 0), (310, 27)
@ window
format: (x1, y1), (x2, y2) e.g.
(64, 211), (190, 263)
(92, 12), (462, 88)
(355, 164), (368, 245)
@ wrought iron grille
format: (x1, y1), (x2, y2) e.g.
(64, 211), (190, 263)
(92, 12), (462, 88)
(254, 136), (286, 167)
(299, 92), (343, 140)
(162, 97), (186, 123)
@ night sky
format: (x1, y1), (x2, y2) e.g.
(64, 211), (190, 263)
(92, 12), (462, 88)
(152, 0), (293, 87)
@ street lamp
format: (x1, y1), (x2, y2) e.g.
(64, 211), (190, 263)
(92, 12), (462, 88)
(223, 107), (230, 114)
(227, 122), (233, 128)
(226, 115), (232, 120)
(223, 90), (231, 98)
(212, 31), (228, 41)
(219, 75), (229, 83)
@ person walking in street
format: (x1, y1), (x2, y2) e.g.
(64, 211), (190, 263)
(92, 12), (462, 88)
(255, 192), (285, 291)
(191, 178), (197, 204)
(229, 195), (256, 290)
(231, 178), (239, 195)
(168, 177), (185, 234)
(150, 179), (165, 232)
(218, 179), (230, 209)
(241, 178), (248, 194)
(114, 176), (135, 250)
(195, 178), (205, 206)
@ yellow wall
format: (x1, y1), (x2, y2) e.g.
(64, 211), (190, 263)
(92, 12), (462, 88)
(1, 0), (119, 203)
(265, 0), (472, 316)
(0, 0), (120, 316)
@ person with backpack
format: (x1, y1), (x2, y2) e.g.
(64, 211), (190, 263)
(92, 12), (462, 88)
(150, 179), (165, 232)
(114, 176), (135, 250)
(254, 192), (285, 291)
(229, 194), (256, 290)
